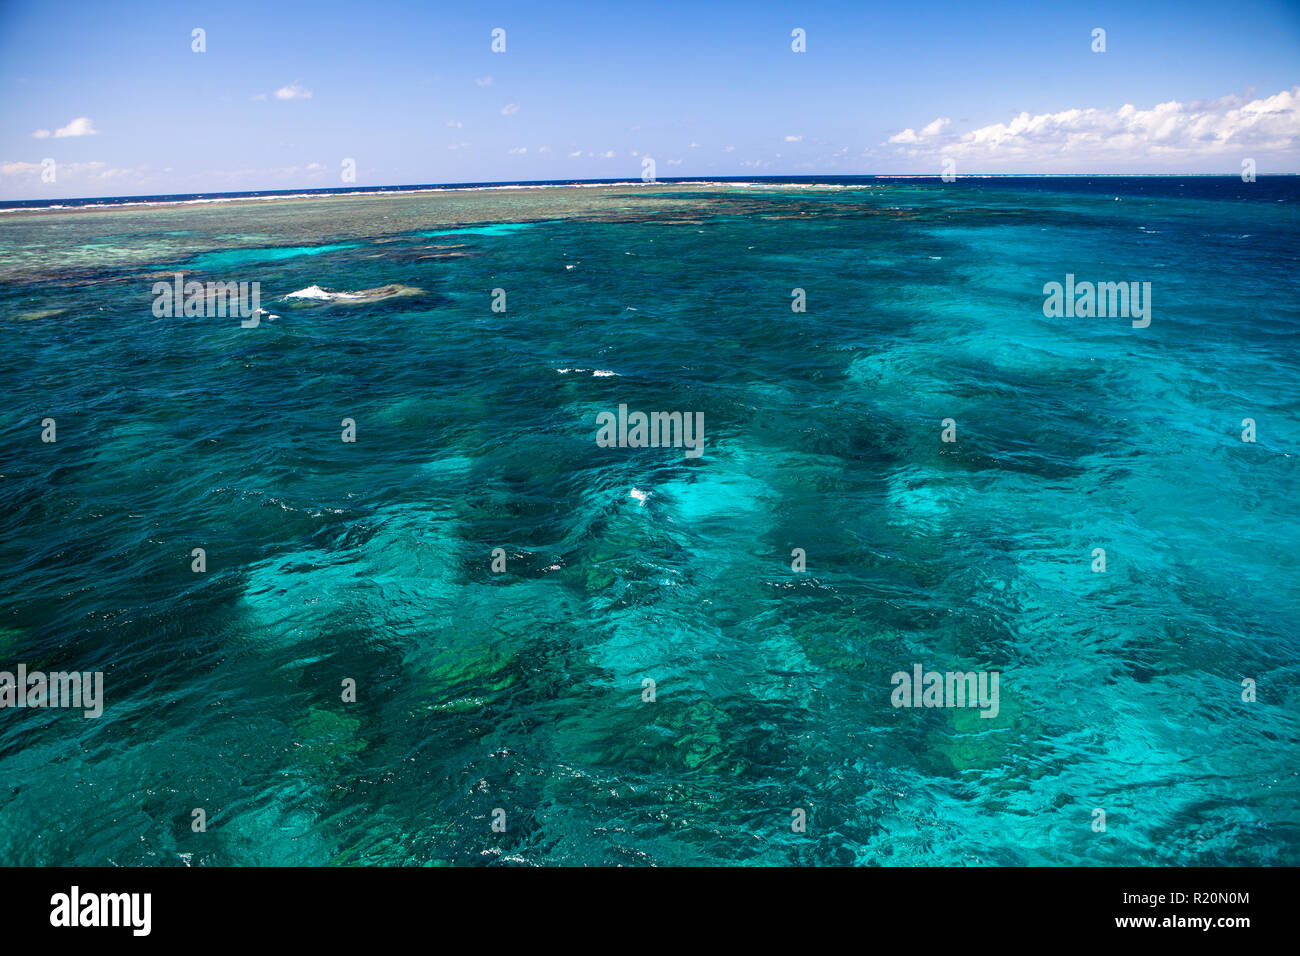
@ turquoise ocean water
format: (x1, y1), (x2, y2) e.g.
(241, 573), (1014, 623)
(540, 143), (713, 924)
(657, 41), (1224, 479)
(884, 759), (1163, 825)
(0, 177), (1296, 865)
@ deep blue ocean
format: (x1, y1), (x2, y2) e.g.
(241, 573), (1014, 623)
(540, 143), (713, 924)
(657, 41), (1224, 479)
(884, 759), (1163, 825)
(0, 177), (1296, 865)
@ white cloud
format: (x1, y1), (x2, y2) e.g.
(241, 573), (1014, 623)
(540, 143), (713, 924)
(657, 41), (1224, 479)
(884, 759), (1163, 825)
(538, 145), (551, 153)
(569, 149), (583, 157)
(447, 141), (470, 150)
(476, 76), (493, 86)
(886, 88), (1300, 166)
(306, 162), (326, 171)
(784, 134), (802, 142)
(22, 117), (99, 139)
(446, 120), (463, 128)
(45, 117), (98, 138)
(920, 117), (950, 137)
(689, 141), (701, 148)
(0, 159), (143, 181)
(500, 103), (519, 115)
(597, 150), (614, 159)
(723, 145), (735, 152)
(508, 146), (527, 154)
(667, 158), (683, 166)
(86, 163), (143, 180)
(274, 83), (312, 101)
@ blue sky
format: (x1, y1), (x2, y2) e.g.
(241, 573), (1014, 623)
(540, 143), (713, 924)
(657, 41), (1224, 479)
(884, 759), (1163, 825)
(2, 0), (1298, 198)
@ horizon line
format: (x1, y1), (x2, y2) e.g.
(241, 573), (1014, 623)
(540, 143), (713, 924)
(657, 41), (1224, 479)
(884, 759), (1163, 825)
(4, 172), (1295, 211)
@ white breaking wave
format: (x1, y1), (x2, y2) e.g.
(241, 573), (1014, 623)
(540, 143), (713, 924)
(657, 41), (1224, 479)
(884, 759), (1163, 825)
(285, 285), (365, 300)
(283, 283), (424, 303)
